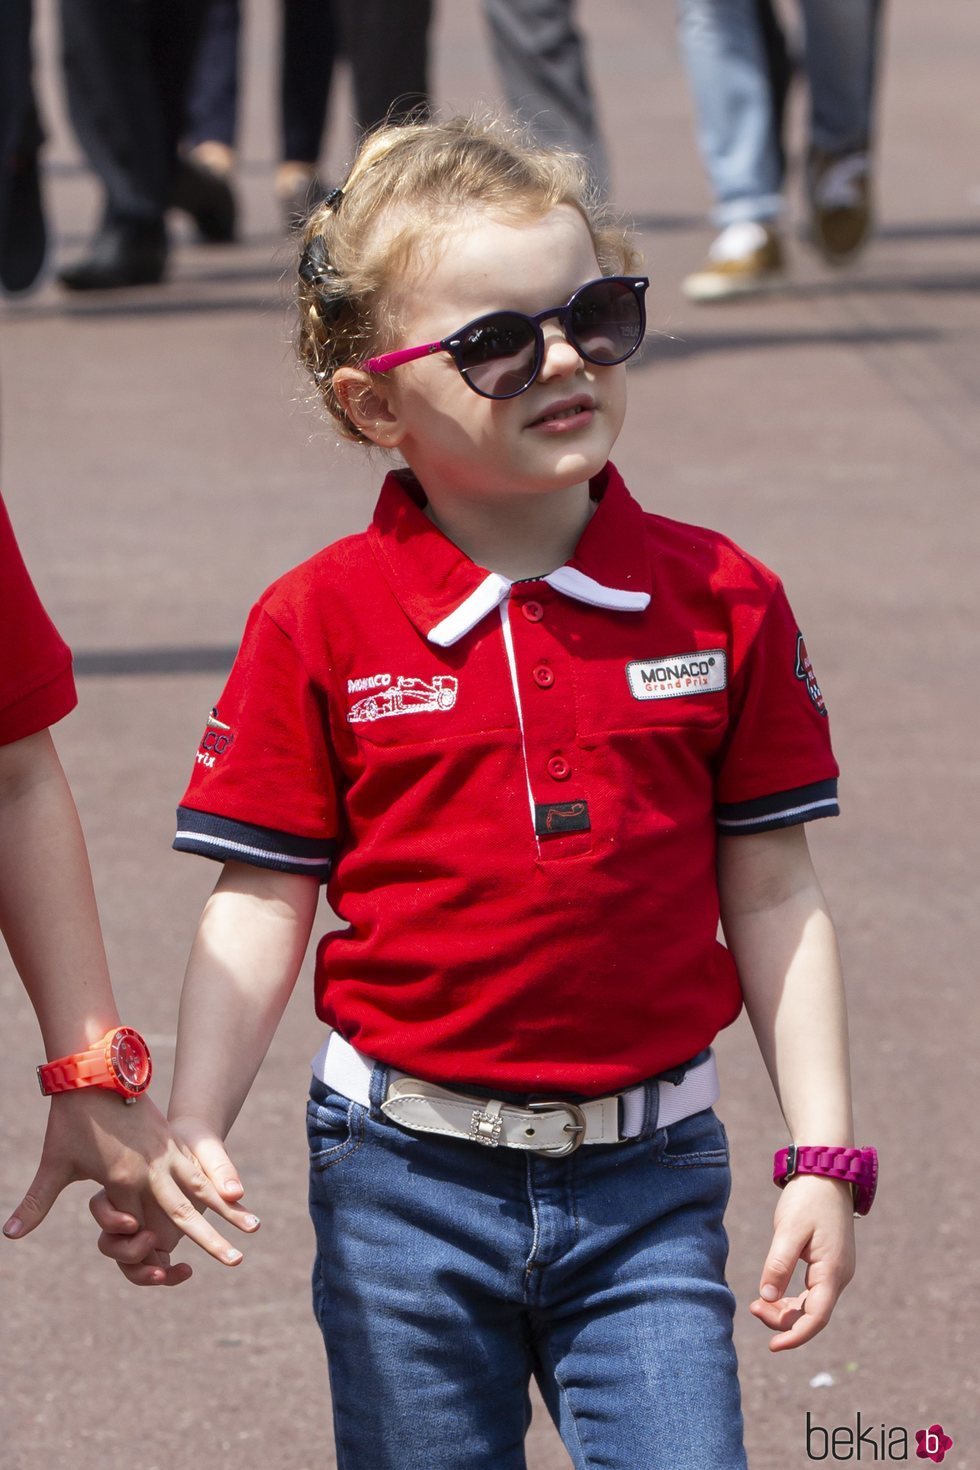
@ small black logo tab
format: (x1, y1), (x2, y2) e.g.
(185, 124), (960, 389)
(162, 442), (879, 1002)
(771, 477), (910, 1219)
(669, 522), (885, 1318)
(535, 801), (591, 836)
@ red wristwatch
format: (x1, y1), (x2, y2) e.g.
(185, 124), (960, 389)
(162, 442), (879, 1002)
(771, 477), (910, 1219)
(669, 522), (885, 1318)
(37, 1027), (152, 1104)
(773, 1144), (878, 1217)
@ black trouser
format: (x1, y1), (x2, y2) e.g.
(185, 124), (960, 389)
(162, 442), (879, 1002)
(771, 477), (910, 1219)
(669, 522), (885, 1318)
(59, 0), (203, 228)
(185, 0), (338, 164)
(185, 0), (429, 165)
(0, 0), (36, 231)
(334, 0), (431, 135)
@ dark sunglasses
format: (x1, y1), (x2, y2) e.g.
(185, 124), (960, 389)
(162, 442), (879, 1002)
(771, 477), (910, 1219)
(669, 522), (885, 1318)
(364, 275), (649, 399)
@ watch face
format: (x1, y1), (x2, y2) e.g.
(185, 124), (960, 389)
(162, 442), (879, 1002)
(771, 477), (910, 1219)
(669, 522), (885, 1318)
(109, 1028), (152, 1094)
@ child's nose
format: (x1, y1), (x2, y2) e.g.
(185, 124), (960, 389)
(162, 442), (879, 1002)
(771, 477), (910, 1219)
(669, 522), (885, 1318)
(538, 324), (584, 381)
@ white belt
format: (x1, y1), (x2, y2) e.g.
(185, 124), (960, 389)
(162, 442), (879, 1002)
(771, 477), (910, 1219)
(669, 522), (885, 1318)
(311, 1031), (719, 1157)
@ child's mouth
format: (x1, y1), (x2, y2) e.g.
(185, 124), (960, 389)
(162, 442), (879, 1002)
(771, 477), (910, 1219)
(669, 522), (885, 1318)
(527, 398), (596, 431)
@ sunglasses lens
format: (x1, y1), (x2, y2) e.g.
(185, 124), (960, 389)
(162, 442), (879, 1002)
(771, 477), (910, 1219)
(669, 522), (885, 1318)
(569, 280), (644, 365)
(456, 313), (539, 398)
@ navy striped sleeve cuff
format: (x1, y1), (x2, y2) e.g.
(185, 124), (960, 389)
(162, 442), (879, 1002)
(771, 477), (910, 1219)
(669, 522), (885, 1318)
(174, 806), (336, 880)
(715, 778), (839, 836)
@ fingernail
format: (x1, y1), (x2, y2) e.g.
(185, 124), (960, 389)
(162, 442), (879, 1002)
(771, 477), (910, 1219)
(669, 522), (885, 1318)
(225, 1248), (243, 1264)
(3, 1218), (23, 1238)
(244, 1214), (260, 1230)
(151, 1270), (165, 1284)
(761, 1284), (779, 1301)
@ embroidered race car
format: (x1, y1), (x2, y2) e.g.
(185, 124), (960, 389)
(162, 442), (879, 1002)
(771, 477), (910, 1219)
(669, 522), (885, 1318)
(347, 675), (459, 723)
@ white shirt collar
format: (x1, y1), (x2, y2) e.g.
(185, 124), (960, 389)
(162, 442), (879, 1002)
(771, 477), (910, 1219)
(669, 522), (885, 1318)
(427, 567), (650, 648)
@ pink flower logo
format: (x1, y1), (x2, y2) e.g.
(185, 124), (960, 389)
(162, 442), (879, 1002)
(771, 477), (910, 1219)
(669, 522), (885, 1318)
(915, 1424), (953, 1463)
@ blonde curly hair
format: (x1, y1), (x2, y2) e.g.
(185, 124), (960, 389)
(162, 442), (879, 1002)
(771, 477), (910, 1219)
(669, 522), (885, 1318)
(296, 115), (641, 443)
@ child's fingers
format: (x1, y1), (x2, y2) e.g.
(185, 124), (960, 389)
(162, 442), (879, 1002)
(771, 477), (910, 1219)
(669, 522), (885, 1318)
(748, 1290), (806, 1333)
(147, 1171), (248, 1267)
(167, 1151), (259, 1233)
(171, 1122), (245, 1202)
(765, 1279), (839, 1351)
(758, 1229), (806, 1304)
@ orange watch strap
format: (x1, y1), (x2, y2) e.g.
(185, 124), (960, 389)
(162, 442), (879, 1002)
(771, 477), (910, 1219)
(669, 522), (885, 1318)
(36, 1028), (152, 1099)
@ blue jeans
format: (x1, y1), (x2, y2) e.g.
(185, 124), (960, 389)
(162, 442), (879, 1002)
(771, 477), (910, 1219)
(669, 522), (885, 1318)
(676, 0), (881, 224)
(307, 1064), (746, 1469)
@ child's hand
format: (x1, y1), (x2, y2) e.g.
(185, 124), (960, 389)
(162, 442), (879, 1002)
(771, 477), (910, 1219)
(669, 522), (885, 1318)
(3, 1093), (257, 1284)
(749, 1174), (856, 1350)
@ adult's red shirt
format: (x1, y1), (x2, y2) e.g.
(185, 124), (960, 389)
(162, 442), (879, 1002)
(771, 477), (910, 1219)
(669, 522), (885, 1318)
(0, 493), (76, 745)
(176, 463), (839, 1095)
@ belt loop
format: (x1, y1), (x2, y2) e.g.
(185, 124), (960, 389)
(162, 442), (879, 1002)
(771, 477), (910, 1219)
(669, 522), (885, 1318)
(368, 1061), (390, 1120)
(640, 1076), (660, 1140)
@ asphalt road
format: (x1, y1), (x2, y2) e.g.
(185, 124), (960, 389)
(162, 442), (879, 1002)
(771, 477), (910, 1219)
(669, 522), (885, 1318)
(2, 2), (978, 1467)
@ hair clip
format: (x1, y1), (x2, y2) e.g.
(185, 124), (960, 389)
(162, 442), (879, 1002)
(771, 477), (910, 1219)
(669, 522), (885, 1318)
(323, 187), (344, 210)
(298, 235), (336, 289)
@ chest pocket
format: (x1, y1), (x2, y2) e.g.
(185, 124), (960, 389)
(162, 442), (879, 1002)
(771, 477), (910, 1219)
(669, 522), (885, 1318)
(573, 647), (730, 742)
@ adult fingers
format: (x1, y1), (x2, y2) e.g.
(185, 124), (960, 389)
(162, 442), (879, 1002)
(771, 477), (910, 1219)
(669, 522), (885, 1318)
(112, 1242), (194, 1288)
(3, 1157), (72, 1240)
(88, 1188), (141, 1235)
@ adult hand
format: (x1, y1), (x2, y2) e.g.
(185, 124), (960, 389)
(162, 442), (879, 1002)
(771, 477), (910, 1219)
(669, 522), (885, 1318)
(3, 1091), (258, 1284)
(749, 1174), (856, 1350)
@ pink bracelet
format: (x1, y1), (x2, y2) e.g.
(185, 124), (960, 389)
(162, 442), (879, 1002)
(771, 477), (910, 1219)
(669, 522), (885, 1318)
(773, 1144), (878, 1216)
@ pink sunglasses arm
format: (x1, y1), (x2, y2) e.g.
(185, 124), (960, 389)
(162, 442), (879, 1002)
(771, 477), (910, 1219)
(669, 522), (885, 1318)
(364, 341), (444, 374)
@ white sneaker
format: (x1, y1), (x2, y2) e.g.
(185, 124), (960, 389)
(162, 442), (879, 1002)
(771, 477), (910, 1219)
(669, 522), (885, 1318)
(682, 221), (785, 303)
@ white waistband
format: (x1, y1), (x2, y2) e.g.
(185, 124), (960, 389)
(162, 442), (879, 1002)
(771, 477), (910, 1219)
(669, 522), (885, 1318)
(311, 1031), (719, 1140)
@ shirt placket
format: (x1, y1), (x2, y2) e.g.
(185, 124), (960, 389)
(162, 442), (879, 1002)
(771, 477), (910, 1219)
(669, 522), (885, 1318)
(500, 587), (592, 861)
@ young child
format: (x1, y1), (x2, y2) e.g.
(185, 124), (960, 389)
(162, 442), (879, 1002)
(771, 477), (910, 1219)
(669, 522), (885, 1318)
(94, 117), (875, 1468)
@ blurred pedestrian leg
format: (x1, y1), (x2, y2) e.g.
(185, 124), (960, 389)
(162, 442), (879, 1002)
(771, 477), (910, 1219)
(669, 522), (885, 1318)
(278, 0), (338, 226)
(334, 0), (432, 134)
(802, 0), (882, 264)
(0, 0), (47, 296)
(677, 0), (882, 300)
(178, 0), (240, 242)
(58, 0), (203, 289)
(756, 0), (794, 187)
(677, 0), (783, 230)
(481, 0), (609, 196)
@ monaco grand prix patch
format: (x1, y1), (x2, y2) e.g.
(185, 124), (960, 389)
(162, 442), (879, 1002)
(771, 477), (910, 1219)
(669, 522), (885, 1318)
(795, 633), (828, 716)
(196, 706), (235, 768)
(626, 651), (727, 701)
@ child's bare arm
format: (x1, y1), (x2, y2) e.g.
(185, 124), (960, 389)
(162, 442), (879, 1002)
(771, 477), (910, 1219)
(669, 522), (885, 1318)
(1, 730), (257, 1269)
(717, 824), (856, 1351)
(94, 859), (319, 1284)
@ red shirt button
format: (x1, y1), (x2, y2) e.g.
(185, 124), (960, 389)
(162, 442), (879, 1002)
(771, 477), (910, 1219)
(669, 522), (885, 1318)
(533, 665), (555, 688)
(547, 755), (571, 781)
(522, 601), (544, 623)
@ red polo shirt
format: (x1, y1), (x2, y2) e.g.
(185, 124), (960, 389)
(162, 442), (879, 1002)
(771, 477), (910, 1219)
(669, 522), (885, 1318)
(176, 463), (839, 1095)
(0, 493), (76, 746)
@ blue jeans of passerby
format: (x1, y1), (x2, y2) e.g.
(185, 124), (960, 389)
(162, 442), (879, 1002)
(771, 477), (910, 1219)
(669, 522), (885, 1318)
(307, 1063), (746, 1470)
(676, 0), (881, 225)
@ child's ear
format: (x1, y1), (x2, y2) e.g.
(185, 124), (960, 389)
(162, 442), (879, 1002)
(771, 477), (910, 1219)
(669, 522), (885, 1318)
(332, 367), (402, 448)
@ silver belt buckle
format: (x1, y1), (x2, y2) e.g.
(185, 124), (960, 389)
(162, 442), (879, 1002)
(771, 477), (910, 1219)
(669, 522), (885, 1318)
(526, 1099), (587, 1157)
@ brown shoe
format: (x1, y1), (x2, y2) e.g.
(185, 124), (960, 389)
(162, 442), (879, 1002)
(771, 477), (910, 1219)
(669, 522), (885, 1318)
(682, 222), (784, 303)
(807, 147), (872, 264)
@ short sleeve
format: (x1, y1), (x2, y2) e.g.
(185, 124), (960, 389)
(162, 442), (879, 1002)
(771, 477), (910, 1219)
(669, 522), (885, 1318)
(715, 581), (839, 835)
(174, 601), (338, 880)
(0, 493), (77, 746)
